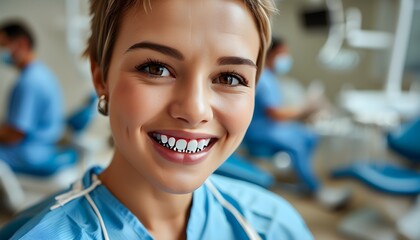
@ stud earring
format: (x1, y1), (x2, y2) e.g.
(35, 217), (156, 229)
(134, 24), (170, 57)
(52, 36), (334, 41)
(97, 95), (108, 116)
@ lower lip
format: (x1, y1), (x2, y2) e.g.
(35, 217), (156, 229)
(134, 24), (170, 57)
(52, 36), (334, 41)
(150, 137), (213, 165)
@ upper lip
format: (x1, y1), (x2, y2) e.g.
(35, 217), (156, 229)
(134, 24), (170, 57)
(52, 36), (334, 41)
(149, 130), (218, 140)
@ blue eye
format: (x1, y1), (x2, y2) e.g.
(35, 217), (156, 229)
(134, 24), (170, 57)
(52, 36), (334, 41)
(135, 60), (171, 77)
(213, 73), (247, 86)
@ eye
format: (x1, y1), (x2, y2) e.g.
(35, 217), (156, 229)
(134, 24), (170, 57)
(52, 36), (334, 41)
(213, 72), (248, 86)
(135, 60), (171, 77)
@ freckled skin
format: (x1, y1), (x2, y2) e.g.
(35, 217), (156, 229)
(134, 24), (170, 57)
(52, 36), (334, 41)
(92, 0), (260, 236)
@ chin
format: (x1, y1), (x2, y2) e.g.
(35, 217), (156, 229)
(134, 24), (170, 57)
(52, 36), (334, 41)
(157, 173), (208, 194)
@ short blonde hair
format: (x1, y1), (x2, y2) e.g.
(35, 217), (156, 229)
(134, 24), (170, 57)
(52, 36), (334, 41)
(85, 0), (277, 81)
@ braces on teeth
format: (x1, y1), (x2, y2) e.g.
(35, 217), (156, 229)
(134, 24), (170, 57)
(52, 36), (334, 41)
(152, 133), (211, 153)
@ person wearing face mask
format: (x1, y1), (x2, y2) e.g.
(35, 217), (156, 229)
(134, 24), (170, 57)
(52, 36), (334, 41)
(245, 36), (351, 210)
(254, 37), (318, 122)
(0, 2), (315, 239)
(0, 20), (65, 211)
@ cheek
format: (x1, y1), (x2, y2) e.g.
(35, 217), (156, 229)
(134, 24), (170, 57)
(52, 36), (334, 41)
(214, 92), (255, 137)
(108, 78), (168, 134)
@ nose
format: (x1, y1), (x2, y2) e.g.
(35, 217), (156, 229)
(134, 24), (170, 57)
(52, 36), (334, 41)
(169, 77), (213, 127)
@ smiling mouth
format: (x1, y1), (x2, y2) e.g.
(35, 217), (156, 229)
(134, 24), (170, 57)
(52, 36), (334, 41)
(150, 133), (215, 154)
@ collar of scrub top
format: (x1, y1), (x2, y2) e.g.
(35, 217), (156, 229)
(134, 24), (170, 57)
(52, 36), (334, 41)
(49, 172), (262, 240)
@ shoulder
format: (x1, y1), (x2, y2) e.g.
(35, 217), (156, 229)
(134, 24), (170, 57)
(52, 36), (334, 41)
(9, 194), (96, 239)
(259, 68), (277, 83)
(8, 167), (108, 239)
(21, 61), (57, 83)
(258, 69), (271, 85)
(256, 69), (281, 101)
(209, 175), (314, 240)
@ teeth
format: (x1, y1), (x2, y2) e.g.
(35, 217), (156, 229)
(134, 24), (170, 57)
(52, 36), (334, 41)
(168, 137), (176, 147)
(153, 133), (212, 154)
(187, 140), (198, 153)
(197, 140), (206, 150)
(175, 139), (187, 151)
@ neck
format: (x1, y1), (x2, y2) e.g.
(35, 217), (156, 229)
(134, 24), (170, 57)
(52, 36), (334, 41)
(17, 52), (35, 70)
(99, 151), (192, 239)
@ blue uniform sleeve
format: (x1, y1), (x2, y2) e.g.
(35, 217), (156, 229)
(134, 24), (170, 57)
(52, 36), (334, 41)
(7, 81), (39, 133)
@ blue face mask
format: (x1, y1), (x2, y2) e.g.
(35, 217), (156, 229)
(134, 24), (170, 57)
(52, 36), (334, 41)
(0, 49), (14, 66)
(274, 55), (293, 75)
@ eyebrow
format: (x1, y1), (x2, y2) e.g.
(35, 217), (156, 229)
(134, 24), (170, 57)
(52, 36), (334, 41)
(126, 41), (256, 68)
(217, 56), (257, 68)
(126, 41), (184, 60)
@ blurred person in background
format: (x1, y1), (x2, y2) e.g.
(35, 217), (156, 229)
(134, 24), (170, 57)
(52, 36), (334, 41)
(0, 0), (314, 239)
(0, 20), (64, 211)
(245, 36), (350, 209)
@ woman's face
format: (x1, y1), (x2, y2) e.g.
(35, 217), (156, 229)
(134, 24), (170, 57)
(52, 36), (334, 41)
(99, 0), (260, 193)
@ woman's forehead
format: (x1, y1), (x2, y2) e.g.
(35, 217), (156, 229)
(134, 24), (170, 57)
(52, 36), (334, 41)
(116, 0), (260, 61)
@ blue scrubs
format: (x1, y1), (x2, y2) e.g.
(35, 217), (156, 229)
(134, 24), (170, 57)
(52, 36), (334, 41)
(3, 167), (313, 239)
(245, 68), (320, 191)
(0, 60), (64, 170)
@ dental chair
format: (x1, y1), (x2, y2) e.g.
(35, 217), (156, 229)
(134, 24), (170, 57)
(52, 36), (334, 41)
(331, 116), (420, 239)
(244, 140), (303, 183)
(230, 131), (353, 210)
(215, 153), (275, 189)
(215, 133), (352, 211)
(239, 136), (320, 193)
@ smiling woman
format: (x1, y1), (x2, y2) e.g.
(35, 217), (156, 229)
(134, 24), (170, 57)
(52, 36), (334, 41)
(1, 0), (314, 239)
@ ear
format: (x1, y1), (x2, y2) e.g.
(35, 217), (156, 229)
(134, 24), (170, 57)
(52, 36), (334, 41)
(90, 57), (107, 97)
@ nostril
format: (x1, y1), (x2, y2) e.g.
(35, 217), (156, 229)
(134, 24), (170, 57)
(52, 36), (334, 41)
(175, 116), (208, 125)
(169, 104), (212, 126)
(176, 117), (190, 124)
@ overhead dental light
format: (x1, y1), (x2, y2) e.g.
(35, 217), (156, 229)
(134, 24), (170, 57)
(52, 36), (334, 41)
(318, 0), (393, 71)
(317, 0), (358, 71)
(339, 0), (420, 122)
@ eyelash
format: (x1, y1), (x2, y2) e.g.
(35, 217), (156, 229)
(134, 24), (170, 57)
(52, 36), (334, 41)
(134, 59), (249, 86)
(134, 58), (173, 77)
(217, 71), (249, 87)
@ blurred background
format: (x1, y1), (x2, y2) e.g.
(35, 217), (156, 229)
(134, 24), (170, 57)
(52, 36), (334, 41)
(1, 0), (420, 239)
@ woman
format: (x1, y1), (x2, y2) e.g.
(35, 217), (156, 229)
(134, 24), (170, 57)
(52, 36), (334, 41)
(4, 0), (313, 239)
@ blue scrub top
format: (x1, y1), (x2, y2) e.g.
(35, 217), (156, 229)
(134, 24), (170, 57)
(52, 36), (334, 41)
(246, 68), (281, 140)
(7, 166), (313, 240)
(0, 60), (64, 167)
